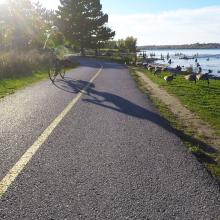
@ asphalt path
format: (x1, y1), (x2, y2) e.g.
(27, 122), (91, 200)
(0, 58), (219, 219)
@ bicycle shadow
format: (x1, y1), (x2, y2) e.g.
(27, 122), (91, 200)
(53, 78), (94, 94)
(53, 78), (218, 161)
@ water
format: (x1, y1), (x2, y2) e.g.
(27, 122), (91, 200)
(139, 49), (220, 76)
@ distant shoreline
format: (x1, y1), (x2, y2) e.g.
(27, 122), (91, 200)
(139, 48), (220, 51)
(138, 43), (220, 50)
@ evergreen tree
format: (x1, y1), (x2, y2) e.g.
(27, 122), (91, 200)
(57, 0), (115, 55)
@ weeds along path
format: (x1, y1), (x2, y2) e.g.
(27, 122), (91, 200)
(135, 70), (220, 150)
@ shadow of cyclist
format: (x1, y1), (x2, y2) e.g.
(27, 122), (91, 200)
(52, 78), (217, 156)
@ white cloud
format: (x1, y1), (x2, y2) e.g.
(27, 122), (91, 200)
(108, 6), (220, 45)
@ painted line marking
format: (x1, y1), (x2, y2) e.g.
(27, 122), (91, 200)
(0, 65), (103, 198)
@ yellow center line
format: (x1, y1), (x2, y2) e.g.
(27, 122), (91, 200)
(0, 64), (103, 198)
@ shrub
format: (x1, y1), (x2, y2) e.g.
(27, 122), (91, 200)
(0, 50), (49, 79)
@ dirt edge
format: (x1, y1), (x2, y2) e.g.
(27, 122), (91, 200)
(136, 70), (220, 150)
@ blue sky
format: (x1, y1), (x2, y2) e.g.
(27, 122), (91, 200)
(39, 0), (220, 13)
(38, 0), (220, 45)
(101, 0), (220, 14)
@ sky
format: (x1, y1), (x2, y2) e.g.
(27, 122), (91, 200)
(37, 0), (220, 46)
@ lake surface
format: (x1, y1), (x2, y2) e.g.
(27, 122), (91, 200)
(139, 49), (220, 76)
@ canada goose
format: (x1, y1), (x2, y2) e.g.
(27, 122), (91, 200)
(136, 61), (142, 66)
(164, 75), (175, 82)
(154, 69), (161, 75)
(162, 67), (168, 71)
(154, 66), (162, 75)
(143, 63), (148, 68)
(184, 74), (197, 84)
(148, 66), (154, 72)
(196, 73), (210, 85)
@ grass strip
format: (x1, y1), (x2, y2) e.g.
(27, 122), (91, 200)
(0, 63), (80, 99)
(0, 71), (48, 99)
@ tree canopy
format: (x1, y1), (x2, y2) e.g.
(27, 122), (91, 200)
(0, 0), (116, 55)
(0, 0), (55, 50)
(56, 0), (115, 55)
(105, 37), (137, 53)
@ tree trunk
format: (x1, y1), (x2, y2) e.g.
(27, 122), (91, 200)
(95, 48), (98, 56)
(79, 37), (85, 56)
(80, 45), (85, 56)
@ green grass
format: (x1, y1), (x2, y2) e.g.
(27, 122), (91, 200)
(0, 70), (48, 98)
(130, 69), (220, 181)
(99, 48), (119, 52)
(0, 62), (80, 99)
(139, 68), (220, 137)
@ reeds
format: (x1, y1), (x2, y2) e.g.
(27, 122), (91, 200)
(0, 50), (49, 79)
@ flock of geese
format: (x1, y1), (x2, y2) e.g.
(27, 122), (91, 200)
(138, 62), (210, 85)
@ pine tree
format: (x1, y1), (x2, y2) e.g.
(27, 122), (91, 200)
(57, 0), (115, 55)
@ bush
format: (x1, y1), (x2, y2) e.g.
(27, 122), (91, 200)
(0, 50), (50, 79)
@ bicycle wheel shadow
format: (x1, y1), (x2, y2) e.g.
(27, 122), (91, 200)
(53, 77), (218, 158)
(52, 78), (94, 94)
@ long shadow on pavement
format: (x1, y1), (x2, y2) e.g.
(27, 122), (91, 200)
(54, 78), (218, 166)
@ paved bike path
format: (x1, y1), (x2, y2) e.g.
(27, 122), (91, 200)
(0, 59), (100, 180)
(0, 59), (220, 219)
